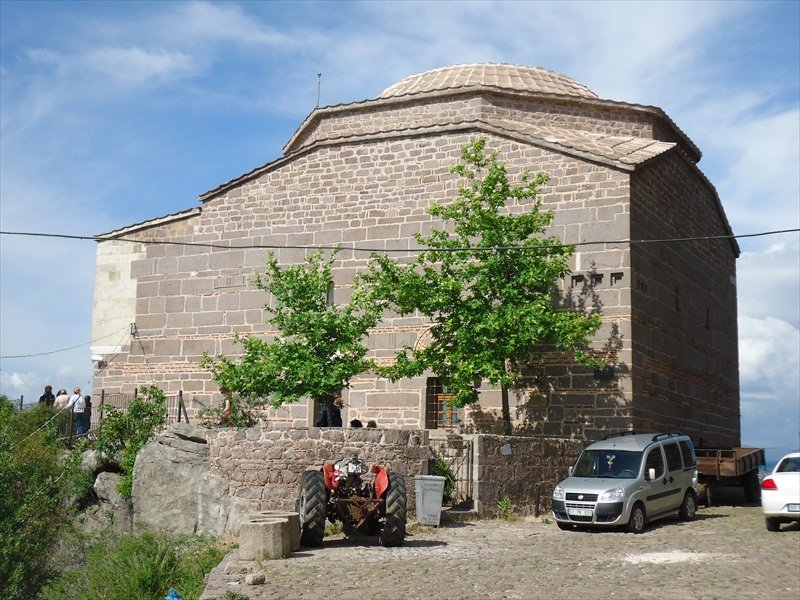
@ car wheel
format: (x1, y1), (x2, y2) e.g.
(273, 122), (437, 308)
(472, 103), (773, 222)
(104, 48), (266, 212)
(679, 490), (697, 521)
(298, 470), (327, 547)
(765, 517), (781, 532)
(626, 502), (646, 534)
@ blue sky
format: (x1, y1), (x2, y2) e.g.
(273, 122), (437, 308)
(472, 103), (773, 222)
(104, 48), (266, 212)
(1, 0), (798, 452)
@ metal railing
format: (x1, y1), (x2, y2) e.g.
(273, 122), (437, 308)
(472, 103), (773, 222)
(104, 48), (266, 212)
(429, 436), (473, 508)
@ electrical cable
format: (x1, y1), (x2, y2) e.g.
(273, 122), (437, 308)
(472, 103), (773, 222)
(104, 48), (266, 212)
(0, 323), (131, 359)
(0, 227), (797, 254)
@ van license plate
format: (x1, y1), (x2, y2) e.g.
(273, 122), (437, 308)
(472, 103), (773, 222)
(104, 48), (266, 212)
(568, 508), (593, 517)
(788, 504), (800, 512)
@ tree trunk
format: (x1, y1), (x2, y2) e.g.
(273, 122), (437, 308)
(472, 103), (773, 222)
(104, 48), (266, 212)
(500, 363), (512, 435)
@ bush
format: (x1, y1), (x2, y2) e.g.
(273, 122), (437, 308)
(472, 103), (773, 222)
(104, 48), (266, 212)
(429, 456), (457, 503)
(0, 397), (91, 600)
(93, 385), (167, 497)
(198, 394), (257, 429)
(42, 531), (228, 600)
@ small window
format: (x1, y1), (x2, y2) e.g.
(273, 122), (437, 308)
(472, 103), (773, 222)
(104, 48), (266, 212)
(591, 273), (604, 286)
(645, 447), (665, 479)
(571, 275), (585, 288)
(679, 440), (696, 467)
(663, 442), (683, 472)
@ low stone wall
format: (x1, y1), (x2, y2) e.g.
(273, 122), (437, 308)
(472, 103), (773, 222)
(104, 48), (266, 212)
(471, 435), (583, 517)
(208, 426), (430, 511)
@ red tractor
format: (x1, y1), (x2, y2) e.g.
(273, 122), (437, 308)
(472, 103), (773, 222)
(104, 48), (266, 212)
(296, 456), (407, 547)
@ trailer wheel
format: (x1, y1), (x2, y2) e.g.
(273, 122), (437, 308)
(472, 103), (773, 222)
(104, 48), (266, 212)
(679, 490), (697, 521)
(298, 470), (327, 547)
(380, 472), (406, 547)
(626, 502), (646, 534)
(743, 471), (761, 503)
(765, 517), (781, 532)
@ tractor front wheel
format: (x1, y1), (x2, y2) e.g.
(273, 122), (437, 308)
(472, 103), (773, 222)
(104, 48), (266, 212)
(380, 472), (407, 547)
(298, 470), (327, 547)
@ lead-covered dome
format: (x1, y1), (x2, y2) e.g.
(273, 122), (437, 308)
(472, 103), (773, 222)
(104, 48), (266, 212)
(379, 63), (598, 100)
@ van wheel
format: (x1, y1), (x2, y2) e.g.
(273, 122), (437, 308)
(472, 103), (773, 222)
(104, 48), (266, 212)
(626, 502), (646, 534)
(679, 491), (697, 521)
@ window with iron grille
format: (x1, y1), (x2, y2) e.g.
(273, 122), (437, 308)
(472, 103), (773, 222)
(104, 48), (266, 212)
(425, 377), (459, 429)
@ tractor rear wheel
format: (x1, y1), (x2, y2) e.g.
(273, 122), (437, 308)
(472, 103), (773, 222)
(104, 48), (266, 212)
(380, 472), (407, 547)
(298, 470), (327, 547)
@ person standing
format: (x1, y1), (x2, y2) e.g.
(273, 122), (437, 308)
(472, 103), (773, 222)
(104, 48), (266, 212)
(38, 385), (55, 407)
(53, 388), (70, 409)
(83, 395), (93, 434)
(66, 387), (86, 435)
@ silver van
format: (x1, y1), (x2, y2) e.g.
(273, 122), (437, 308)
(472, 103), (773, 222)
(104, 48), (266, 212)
(552, 432), (699, 533)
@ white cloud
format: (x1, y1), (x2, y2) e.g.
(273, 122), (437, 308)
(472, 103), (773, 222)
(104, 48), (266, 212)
(739, 315), (800, 449)
(0, 370), (37, 393)
(737, 240), (800, 327)
(82, 47), (198, 87)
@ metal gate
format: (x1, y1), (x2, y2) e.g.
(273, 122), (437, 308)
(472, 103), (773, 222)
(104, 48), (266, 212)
(429, 437), (473, 508)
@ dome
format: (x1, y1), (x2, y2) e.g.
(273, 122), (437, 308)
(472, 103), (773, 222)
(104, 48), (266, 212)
(379, 63), (597, 100)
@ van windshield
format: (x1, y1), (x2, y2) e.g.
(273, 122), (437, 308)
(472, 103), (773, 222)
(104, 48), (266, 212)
(573, 449), (643, 478)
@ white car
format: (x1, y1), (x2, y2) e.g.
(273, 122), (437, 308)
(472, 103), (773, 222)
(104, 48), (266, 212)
(761, 451), (800, 532)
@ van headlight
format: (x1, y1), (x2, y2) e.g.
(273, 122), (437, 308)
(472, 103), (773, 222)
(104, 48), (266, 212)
(553, 485), (565, 501)
(599, 487), (624, 502)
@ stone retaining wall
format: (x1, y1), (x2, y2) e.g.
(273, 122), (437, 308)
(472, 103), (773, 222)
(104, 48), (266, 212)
(471, 434), (583, 517)
(208, 426), (430, 511)
(207, 425), (582, 521)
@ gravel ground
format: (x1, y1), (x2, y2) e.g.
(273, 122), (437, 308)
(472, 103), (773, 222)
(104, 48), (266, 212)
(200, 504), (800, 600)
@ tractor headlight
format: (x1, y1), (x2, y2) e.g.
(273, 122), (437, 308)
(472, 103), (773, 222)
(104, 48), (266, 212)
(599, 487), (624, 502)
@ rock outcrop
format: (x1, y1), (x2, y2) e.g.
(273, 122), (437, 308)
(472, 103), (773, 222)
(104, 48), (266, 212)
(131, 422), (251, 536)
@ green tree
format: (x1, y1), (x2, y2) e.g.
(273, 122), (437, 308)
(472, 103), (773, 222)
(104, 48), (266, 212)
(201, 250), (381, 421)
(0, 396), (90, 600)
(364, 138), (602, 434)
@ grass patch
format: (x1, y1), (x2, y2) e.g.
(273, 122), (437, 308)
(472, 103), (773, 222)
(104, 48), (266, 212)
(42, 530), (228, 600)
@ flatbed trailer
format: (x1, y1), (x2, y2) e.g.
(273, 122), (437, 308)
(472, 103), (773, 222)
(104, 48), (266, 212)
(695, 447), (765, 503)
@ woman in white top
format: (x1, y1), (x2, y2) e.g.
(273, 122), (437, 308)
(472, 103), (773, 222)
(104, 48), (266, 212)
(66, 387), (87, 434)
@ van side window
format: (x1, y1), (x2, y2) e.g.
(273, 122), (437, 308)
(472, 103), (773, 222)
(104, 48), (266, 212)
(663, 442), (683, 472)
(645, 447), (665, 479)
(679, 440), (696, 467)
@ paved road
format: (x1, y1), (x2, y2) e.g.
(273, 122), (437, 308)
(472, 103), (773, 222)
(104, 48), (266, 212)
(200, 504), (799, 600)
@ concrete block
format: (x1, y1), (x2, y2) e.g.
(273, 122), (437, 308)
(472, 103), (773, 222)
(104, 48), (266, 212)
(257, 510), (301, 551)
(238, 517), (291, 560)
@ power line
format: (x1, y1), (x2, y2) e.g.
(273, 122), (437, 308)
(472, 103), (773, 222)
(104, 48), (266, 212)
(0, 323), (131, 360)
(0, 228), (797, 254)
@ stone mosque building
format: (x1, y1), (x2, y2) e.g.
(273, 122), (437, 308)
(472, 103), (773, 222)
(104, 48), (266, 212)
(91, 64), (741, 447)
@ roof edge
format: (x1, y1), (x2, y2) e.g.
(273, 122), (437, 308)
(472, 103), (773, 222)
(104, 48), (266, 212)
(281, 86), (701, 161)
(96, 207), (201, 239)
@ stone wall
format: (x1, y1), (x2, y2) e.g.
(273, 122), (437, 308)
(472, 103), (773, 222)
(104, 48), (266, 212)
(204, 425), (582, 520)
(93, 130), (635, 435)
(629, 152), (740, 447)
(207, 426), (430, 511)
(471, 434), (583, 517)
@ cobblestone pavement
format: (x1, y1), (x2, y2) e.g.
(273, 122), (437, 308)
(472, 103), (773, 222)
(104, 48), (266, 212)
(200, 505), (800, 600)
